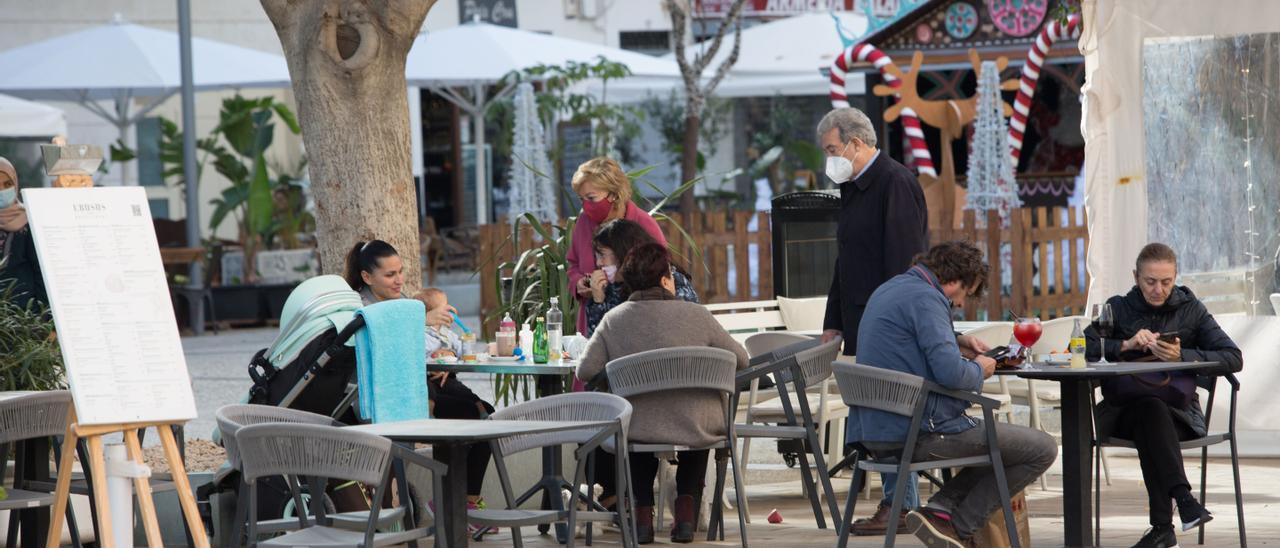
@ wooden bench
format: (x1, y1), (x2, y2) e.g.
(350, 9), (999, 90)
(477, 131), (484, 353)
(705, 300), (786, 344)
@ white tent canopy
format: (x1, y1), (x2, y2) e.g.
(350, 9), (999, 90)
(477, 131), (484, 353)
(405, 20), (681, 224)
(0, 93), (66, 138)
(1083, 0), (1280, 455)
(0, 17), (290, 183)
(604, 12), (869, 101)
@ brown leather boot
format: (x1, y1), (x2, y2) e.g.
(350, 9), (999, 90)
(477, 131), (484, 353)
(635, 505), (655, 544)
(851, 501), (911, 536)
(671, 495), (696, 543)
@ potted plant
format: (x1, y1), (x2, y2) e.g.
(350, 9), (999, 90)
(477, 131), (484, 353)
(0, 286), (66, 391)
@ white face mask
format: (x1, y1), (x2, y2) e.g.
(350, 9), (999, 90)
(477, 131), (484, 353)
(824, 140), (856, 184)
(602, 265), (618, 283)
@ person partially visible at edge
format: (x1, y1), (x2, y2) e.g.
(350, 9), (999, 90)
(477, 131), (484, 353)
(583, 219), (698, 337)
(849, 241), (1057, 548)
(0, 157), (47, 311)
(1084, 243), (1242, 548)
(567, 157), (667, 336)
(814, 107), (935, 535)
(574, 242), (748, 544)
(344, 239), (496, 534)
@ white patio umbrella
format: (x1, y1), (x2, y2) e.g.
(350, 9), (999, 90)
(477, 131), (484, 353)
(405, 19), (680, 224)
(0, 93), (66, 138)
(0, 16), (290, 183)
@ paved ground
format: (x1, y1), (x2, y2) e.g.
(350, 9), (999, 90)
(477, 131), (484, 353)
(496, 454), (1274, 547)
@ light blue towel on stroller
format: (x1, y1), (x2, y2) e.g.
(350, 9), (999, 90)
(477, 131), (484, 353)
(354, 299), (429, 423)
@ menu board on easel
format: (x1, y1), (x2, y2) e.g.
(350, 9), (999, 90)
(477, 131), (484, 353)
(22, 187), (197, 426)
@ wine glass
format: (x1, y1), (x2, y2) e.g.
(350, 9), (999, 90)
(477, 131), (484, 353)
(1090, 303), (1114, 364)
(1013, 317), (1042, 360)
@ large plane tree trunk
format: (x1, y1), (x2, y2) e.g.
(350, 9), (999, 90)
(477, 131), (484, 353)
(262, 0), (435, 292)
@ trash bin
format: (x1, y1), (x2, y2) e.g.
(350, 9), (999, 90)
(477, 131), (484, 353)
(770, 191), (840, 298)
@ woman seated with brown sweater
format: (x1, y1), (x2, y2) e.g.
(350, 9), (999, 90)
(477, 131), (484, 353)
(575, 242), (749, 544)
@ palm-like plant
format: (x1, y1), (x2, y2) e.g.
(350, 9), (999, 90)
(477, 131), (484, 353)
(0, 285), (65, 392)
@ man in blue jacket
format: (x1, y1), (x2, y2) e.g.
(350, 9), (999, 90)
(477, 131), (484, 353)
(850, 241), (1057, 547)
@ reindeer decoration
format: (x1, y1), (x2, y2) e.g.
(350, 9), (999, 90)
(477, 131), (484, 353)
(874, 49), (1018, 229)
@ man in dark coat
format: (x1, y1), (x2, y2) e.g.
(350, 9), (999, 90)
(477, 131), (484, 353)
(817, 107), (929, 356)
(817, 107), (936, 536)
(1085, 242), (1242, 548)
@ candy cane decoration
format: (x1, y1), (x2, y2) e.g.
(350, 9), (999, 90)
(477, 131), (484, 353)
(1008, 14), (1082, 166)
(830, 44), (937, 178)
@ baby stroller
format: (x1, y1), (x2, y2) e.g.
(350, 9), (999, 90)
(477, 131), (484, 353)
(200, 275), (396, 540)
(245, 274), (365, 419)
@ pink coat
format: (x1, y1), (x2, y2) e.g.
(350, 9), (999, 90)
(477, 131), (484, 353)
(566, 201), (666, 334)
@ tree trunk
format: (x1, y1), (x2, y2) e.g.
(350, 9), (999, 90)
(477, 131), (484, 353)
(679, 112), (700, 213)
(261, 0), (434, 293)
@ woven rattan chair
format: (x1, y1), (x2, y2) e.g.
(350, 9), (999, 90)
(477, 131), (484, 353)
(605, 346), (748, 545)
(235, 422), (444, 547)
(735, 337), (844, 530)
(0, 391), (84, 548)
(215, 404), (412, 545)
(832, 361), (1020, 548)
(474, 392), (635, 548)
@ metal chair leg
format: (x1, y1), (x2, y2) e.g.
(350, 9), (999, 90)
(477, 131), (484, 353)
(837, 462), (864, 548)
(1230, 433), (1247, 548)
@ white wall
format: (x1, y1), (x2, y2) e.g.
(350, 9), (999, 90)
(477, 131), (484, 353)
(423, 0), (671, 46)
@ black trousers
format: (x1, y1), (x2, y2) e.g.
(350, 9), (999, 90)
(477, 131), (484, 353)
(840, 304), (866, 356)
(429, 374), (494, 496)
(1110, 396), (1198, 526)
(595, 449), (710, 507)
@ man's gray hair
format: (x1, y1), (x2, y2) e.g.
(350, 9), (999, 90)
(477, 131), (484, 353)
(816, 107), (877, 148)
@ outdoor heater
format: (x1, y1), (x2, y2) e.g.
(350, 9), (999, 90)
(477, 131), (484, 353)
(770, 190), (840, 298)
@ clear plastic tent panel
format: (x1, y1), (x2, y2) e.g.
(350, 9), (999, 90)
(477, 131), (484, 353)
(1142, 34), (1280, 315)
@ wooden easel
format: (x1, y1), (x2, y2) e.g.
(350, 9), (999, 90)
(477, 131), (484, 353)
(44, 405), (209, 548)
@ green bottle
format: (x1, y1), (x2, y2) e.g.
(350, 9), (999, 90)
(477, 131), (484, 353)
(532, 317), (548, 364)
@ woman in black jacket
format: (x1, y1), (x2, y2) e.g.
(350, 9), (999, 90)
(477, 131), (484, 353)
(1085, 243), (1242, 548)
(0, 157), (47, 311)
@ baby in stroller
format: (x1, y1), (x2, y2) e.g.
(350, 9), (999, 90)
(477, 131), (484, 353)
(413, 287), (494, 419)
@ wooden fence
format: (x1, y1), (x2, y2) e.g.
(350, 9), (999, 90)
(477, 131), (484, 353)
(476, 206), (1088, 331)
(933, 207), (1090, 320)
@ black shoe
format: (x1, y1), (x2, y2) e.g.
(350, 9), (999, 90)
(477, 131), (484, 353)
(1131, 524), (1179, 548)
(1176, 495), (1213, 531)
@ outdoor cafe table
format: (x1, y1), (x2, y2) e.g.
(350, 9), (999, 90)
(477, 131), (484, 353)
(348, 418), (612, 548)
(995, 360), (1221, 547)
(427, 359), (578, 539)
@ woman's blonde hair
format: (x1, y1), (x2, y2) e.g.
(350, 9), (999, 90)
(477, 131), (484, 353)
(571, 157), (632, 204)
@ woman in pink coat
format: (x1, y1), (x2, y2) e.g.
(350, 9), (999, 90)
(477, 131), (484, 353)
(566, 157), (666, 335)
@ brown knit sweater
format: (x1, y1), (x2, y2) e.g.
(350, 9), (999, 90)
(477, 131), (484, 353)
(576, 288), (749, 446)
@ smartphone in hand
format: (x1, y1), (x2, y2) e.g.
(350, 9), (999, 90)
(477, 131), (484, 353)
(1157, 331), (1179, 343)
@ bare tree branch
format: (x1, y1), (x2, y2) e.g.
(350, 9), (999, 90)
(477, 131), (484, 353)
(703, 14), (743, 96)
(691, 0), (747, 75)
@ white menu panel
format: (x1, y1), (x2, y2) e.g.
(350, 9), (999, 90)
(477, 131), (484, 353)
(22, 187), (197, 425)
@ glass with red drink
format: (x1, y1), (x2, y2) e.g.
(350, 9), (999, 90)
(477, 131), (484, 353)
(1013, 317), (1042, 358)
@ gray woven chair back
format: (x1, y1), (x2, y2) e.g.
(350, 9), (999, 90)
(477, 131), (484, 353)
(0, 391), (71, 445)
(215, 404), (337, 470)
(235, 422), (391, 486)
(489, 392), (633, 456)
(832, 361), (925, 417)
(776, 337), (842, 389)
(605, 346), (737, 399)
(744, 332), (813, 359)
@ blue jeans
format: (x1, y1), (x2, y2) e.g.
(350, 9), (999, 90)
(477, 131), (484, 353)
(881, 472), (919, 508)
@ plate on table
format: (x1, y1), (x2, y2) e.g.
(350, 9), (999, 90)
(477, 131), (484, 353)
(489, 356), (520, 363)
(433, 356), (458, 364)
(1042, 354), (1072, 365)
